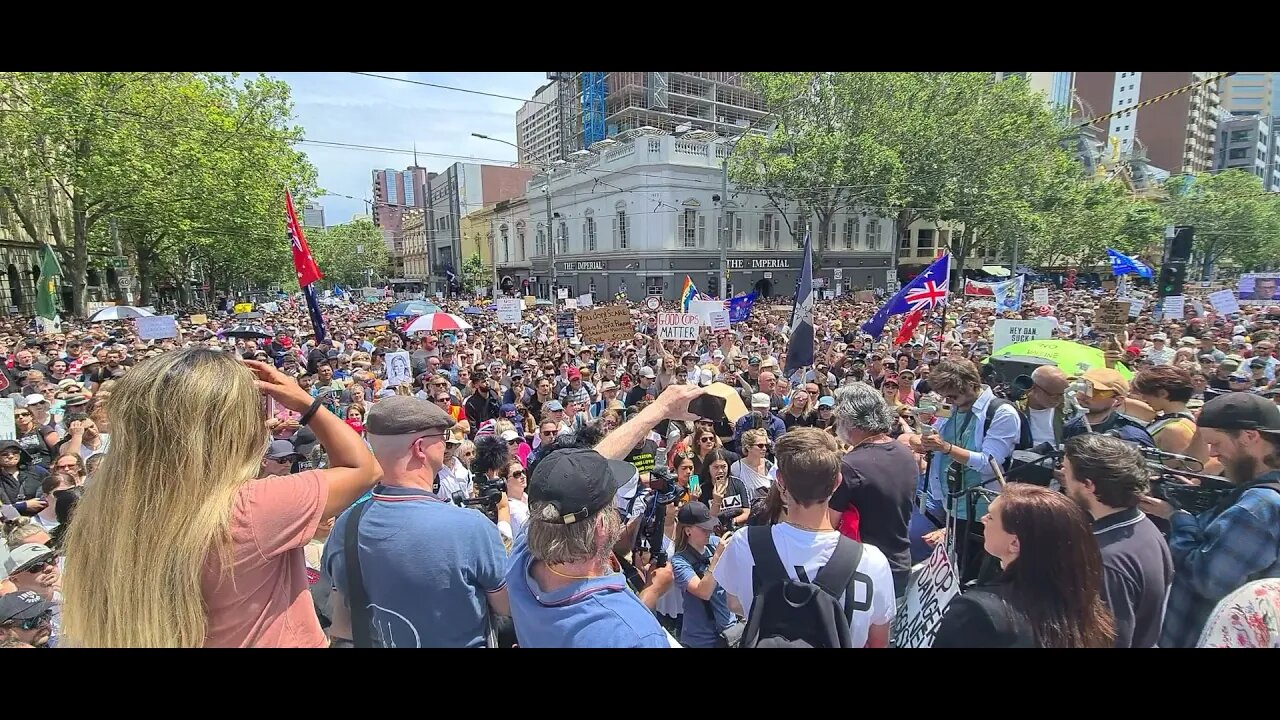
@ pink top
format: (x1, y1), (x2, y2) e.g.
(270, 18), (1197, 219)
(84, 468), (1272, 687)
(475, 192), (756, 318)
(201, 470), (328, 648)
(515, 441), (532, 468)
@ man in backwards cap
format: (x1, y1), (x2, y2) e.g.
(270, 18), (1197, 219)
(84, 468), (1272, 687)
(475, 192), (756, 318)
(1141, 393), (1280, 647)
(324, 395), (510, 648)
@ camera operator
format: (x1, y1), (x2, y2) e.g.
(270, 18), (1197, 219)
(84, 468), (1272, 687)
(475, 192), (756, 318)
(1060, 435), (1173, 648)
(1140, 393), (1280, 648)
(323, 396), (510, 648)
(470, 435), (518, 544)
(1018, 366), (1070, 448)
(905, 359), (1022, 584)
(505, 384), (706, 647)
(1062, 369), (1155, 448)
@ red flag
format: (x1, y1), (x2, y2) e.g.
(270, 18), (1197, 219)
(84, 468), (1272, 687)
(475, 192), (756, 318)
(894, 308), (923, 346)
(285, 191), (323, 287)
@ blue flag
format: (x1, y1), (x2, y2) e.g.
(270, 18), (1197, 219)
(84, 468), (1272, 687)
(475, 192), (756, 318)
(1106, 248), (1153, 279)
(861, 253), (951, 340)
(785, 233), (815, 376)
(727, 291), (757, 324)
(302, 283), (328, 344)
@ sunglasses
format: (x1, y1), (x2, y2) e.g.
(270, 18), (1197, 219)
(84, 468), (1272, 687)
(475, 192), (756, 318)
(699, 437), (715, 444)
(753, 443), (769, 449)
(54, 463), (79, 471)
(434, 397), (451, 403)
(510, 470), (526, 478)
(10, 613), (51, 632)
(541, 430), (557, 436)
(507, 439), (521, 445)
(24, 558), (55, 574)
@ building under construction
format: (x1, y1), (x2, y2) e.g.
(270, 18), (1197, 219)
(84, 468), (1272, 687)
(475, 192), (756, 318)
(537, 72), (768, 160)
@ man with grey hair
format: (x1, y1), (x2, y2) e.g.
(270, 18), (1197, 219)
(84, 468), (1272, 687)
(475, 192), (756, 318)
(826, 383), (920, 602)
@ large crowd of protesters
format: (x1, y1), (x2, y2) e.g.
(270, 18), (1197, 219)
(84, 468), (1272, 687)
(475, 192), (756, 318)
(3, 276), (1280, 649)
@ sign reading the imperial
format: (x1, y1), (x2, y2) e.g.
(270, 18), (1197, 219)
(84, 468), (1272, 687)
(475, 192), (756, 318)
(725, 258), (792, 270)
(657, 312), (701, 341)
(578, 306), (633, 344)
(559, 261), (606, 272)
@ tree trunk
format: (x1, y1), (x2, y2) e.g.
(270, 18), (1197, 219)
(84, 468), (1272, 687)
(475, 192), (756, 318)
(136, 244), (153, 306)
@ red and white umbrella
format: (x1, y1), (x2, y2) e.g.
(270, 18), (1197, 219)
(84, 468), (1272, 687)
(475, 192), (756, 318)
(404, 313), (472, 333)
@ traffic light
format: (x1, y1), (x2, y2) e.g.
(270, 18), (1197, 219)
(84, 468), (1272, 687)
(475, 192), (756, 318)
(1157, 226), (1194, 298)
(706, 275), (719, 297)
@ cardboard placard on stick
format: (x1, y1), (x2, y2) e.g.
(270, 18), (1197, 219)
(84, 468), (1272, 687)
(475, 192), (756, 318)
(1094, 300), (1130, 333)
(578, 306), (633, 344)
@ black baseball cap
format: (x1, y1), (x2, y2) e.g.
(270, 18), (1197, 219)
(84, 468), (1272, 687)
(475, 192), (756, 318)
(676, 501), (716, 530)
(1198, 392), (1280, 434)
(528, 448), (638, 525)
(0, 591), (50, 625)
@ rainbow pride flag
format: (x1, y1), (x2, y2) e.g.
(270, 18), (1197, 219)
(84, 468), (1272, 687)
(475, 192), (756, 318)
(680, 275), (699, 312)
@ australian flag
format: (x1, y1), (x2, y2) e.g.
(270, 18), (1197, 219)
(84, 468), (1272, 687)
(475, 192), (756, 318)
(861, 253), (950, 340)
(784, 232), (815, 376)
(727, 291), (757, 324)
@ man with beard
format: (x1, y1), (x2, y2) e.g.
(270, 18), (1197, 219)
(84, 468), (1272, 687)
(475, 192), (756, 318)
(1141, 393), (1280, 647)
(0, 591), (54, 647)
(1060, 434), (1172, 648)
(1062, 368), (1155, 448)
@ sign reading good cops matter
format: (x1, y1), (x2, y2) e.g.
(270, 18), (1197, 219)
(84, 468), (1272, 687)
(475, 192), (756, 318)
(657, 312), (701, 341)
(992, 318), (1055, 352)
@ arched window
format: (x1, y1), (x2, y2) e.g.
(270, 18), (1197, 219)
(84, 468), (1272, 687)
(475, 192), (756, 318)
(536, 223), (546, 256)
(500, 223), (510, 264)
(583, 209), (596, 253)
(614, 201), (628, 250)
(516, 220), (527, 262)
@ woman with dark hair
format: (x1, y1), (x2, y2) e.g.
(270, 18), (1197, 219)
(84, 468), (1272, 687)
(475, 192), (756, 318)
(1129, 365), (1197, 461)
(48, 486), (84, 550)
(933, 484), (1116, 648)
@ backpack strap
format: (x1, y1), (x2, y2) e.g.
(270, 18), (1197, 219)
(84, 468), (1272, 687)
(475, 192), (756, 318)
(812, 535), (864, 626)
(984, 397), (1030, 453)
(747, 525), (789, 597)
(344, 499), (374, 649)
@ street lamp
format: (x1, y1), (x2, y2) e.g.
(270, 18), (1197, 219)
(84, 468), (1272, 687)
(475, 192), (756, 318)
(473, 132), (557, 299)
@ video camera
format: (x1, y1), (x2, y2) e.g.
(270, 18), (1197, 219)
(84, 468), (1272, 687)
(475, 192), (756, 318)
(450, 475), (508, 523)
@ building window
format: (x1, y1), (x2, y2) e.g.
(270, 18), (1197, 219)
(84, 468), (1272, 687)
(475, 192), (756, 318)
(559, 221), (568, 254)
(500, 225), (510, 263)
(843, 219), (857, 249)
(917, 228), (936, 253)
(794, 213), (809, 247)
(588, 280), (597, 296)
(734, 216), (743, 246)
(899, 228), (912, 252)
(679, 209), (698, 249)
(759, 213), (779, 250)
(698, 215), (706, 248)
(584, 217), (597, 252)
(866, 220), (880, 251)
(517, 225), (526, 262)
(536, 225), (545, 256)
(615, 203), (628, 249)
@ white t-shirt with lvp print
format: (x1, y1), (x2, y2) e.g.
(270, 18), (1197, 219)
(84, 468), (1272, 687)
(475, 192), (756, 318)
(715, 523), (895, 648)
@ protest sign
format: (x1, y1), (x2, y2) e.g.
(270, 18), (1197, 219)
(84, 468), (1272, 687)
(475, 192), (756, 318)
(136, 315), (178, 340)
(1094, 300), (1131, 333)
(688, 299), (725, 326)
(893, 544), (961, 649)
(523, 295), (536, 309)
(385, 351), (412, 387)
(657, 312), (701, 341)
(557, 288), (569, 300)
(189, 314), (208, 325)
(565, 298), (578, 310)
(0, 399), (14, 442)
(578, 306), (633, 344)
(1208, 289), (1241, 316)
(496, 298), (522, 325)
(577, 293), (593, 308)
(1033, 288), (1049, 305)
(854, 290), (875, 303)
(233, 303), (253, 314)
(708, 310), (730, 332)
(993, 318), (1055, 351)
(1162, 295), (1185, 320)
(556, 311), (577, 338)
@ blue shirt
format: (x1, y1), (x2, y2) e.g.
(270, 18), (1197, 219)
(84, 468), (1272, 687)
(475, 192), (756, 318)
(671, 535), (733, 648)
(505, 536), (671, 648)
(323, 485), (509, 648)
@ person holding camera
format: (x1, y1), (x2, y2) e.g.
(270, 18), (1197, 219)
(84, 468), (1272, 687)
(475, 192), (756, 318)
(1140, 393), (1280, 648)
(324, 396), (510, 648)
(669, 501), (740, 648)
(1059, 434), (1173, 648)
(1061, 368), (1155, 448)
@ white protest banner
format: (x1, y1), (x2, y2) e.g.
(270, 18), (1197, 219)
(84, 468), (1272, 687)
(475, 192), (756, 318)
(565, 298), (578, 310)
(657, 312), (701, 341)
(135, 315), (178, 340)
(1208, 289), (1241, 316)
(496, 298), (522, 325)
(577, 293), (593, 308)
(0, 399), (14, 442)
(262, 301), (280, 313)
(1162, 295), (1186, 320)
(688, 298), (726, 326)
(557, 288), (569, 300)
(993, 318), (1055, 351)
(822, 290), (835, 300)
(1128, 299), (1143, 318)
(1033, 287), (1049, 305)
(708, 310), (730, 332)
(385, 351), (412, 387)
(893, 543), (961, 648)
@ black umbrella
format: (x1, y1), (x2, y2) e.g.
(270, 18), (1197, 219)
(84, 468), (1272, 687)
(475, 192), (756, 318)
(223, 324), (273, 339)
(235, 311), (264, 320)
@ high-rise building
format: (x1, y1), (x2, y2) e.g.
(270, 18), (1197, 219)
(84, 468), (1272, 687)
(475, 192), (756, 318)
(371, 166), (431, 260)
(545, 73), (767, 156)
(425, 163), (534, 293)
(1221, 72), (1275, 117)
(1215, 115), (1272, 186)
(301, 202), (325, 229)
(516, 82), (561, 168)
(1074, 72), (1221, 174)
(993, 72), (1075, 111)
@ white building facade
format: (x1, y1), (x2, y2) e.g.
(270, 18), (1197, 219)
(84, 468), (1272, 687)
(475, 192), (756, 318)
(487, 196), (535, 295)
(522, 131), (895, 302)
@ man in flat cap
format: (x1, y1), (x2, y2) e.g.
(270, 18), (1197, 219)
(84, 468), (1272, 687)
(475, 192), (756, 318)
(323, 395), (510, 648)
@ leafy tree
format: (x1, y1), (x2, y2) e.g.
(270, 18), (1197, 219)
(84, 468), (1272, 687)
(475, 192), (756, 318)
(305, 219), (389, 288)
(1161, 170), (1280, 279)
(460, 252), (488, 295)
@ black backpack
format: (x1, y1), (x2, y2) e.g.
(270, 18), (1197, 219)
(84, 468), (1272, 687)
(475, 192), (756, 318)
(739, 525), (864, 648)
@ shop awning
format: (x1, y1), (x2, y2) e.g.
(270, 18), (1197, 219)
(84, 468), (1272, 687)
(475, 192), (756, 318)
(981, 265), (1012, 277)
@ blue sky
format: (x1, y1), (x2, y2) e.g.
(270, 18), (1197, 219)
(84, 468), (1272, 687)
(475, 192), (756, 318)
(269, 72), (549, 224)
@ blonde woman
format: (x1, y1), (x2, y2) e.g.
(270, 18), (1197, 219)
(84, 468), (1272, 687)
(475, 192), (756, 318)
(60, 350), (381, 648)
(730, 428), (776, 496)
